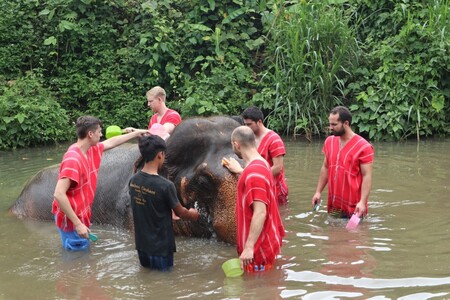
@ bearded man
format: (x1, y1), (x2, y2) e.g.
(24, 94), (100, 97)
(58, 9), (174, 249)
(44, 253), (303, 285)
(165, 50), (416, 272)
(311, 106), (374, 218)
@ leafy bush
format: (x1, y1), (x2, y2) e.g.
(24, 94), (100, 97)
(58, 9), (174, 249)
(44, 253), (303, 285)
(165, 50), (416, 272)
(348, 0), (449, 141)
(0, 72), (71, 150)
(178, 59), (257, 117)
(0, 0), (448, 148)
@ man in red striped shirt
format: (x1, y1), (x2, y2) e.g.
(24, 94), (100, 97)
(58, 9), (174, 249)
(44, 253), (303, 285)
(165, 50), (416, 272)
(52, 116), (148, 250)
(223, 126), (285, 272)
(311, 106), (374, 218)
(228, 106), (288, 205)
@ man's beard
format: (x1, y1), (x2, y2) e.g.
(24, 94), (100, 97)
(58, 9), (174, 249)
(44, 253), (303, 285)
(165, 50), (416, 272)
(331, 127), (345, 136)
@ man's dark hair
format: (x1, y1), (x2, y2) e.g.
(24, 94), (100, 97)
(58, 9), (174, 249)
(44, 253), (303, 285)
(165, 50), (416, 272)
(241, 106), (264, 122)
(76, 116), (102, 139)
(138, 135), (167, 163)
(330, 106), (352, 126)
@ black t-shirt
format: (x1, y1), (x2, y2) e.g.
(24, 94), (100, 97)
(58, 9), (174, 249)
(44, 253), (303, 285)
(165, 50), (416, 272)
(129, 171), (180, 256)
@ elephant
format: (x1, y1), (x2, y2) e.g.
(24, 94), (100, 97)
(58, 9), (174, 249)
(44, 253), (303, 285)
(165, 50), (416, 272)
(9, 116), (242, 244)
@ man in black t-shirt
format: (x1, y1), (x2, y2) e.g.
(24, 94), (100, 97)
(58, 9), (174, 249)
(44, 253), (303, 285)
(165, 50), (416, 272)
(129, 135), (199, 271)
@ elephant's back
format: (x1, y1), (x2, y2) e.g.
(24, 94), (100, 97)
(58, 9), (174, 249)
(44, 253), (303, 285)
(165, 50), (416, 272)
(9, 164), (60, 220)
(166, 116), (240, 166)
(9, 143), (140, 224)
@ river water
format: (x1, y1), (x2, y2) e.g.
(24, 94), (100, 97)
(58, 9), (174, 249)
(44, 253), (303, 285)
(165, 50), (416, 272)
(1, 138), (449, 299)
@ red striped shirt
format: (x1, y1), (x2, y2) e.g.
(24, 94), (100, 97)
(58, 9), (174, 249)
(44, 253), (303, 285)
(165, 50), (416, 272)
(52, 143), (104, 231)
(148, 109), (181, 130)
(236, 159), (285, 265)
(323, 135), (374, 216)
(257, 130), (288, 204)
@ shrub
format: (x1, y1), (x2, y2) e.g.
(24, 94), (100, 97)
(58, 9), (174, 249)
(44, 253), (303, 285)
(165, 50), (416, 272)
(258, 0), (359, 137)
(0, 72), (71, 150)
(349, 0), (449, 140)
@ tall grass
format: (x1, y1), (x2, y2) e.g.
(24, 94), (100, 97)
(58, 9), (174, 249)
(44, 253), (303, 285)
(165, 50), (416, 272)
(262, 0), (359, 138)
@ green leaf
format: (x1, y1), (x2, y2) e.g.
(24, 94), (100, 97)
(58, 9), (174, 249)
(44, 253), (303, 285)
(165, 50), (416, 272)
(58, 20), (74, 32)
(245, 38), (264, 50)
(2, 117), (14, 124)
(207, 0), (215, 10)
(431, 95), (444, 112)
(189, 24), (212, 32)
(223, 8), (246, 24)
(15, 113), (26, 124)
(39, 9), (50, 16)
(44, 36), (57, 46)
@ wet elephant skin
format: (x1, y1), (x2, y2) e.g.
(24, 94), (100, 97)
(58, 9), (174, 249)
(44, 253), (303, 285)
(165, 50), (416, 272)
(9, 143), (139, 230)
(164, 116), (241, 244)
(9, 116), (241, 244)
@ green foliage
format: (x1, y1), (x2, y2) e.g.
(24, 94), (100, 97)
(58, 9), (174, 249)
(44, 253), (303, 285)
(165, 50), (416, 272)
(257, 0), (359, 137)
(178, 57), (257, 117)
(0, 2), (45, 78)
(0, 72), (71, 150)
(348, 0), (450, 141)
(157, 0), (267, 114)
(0, 0), (448, 149)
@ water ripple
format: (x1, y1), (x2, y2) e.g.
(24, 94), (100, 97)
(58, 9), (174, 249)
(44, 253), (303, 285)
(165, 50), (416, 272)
(285, 270), (450, 289)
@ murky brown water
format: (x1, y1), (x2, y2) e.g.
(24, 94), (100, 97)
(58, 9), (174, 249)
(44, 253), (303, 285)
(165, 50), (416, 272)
(1, 138), (450, 299)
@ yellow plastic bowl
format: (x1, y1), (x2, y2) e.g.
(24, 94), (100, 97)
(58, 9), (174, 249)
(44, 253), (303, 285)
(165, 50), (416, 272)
(222, 258), (244, 277)
(105, 125), (122, 139)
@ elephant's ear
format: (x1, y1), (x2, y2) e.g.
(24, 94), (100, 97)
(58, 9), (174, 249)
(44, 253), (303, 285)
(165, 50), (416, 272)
(184, 163), (220, 206)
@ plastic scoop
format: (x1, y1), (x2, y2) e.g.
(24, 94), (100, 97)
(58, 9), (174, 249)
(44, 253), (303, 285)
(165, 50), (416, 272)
(88, 232), (98, 242)
(149, 123), (170, 140)
(222, 258), (244, 277)
(346, 213), (361, 230)
(313, 202), (320, 212)
(105, 125), (123, 139)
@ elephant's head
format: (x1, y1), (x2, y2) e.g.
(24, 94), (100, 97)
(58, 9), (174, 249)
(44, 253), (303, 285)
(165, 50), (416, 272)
(164, 116), (241, 244)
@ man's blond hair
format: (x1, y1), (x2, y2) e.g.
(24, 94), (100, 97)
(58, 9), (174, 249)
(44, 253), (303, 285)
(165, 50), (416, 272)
(146, 86), (166, 101)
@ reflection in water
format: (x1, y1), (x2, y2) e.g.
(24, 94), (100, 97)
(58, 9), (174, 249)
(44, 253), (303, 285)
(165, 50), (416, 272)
(56, 251), (113, 300)
(285, 270), (450, 290)
(1, 139), (450, 298)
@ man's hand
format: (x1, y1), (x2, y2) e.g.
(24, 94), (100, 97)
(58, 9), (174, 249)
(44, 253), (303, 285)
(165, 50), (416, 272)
(239, 246), (254, 269)
(75, 222), (89, 239)
(311, 192), (321, 209)
(222, 157), (243, 174)
(354, 201), (367, 217)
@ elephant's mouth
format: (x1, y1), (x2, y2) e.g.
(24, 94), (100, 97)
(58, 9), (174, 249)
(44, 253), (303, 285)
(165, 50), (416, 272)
(173, 174), (217, 239)
(193, 201), (216, 237)
(172, 200), (215, 239)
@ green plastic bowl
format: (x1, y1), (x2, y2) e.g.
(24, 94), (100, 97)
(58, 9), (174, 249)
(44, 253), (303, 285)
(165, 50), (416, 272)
(222, 258), (244, 277)
(105, 125), (122, 139)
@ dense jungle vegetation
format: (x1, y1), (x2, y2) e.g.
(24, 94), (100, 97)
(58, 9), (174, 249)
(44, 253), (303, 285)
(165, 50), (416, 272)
(0, 0), (448, 149)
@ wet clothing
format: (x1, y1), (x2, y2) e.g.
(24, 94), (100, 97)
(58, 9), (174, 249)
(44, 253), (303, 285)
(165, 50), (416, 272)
(129, 171), (180, 267)
(137, 250), (174, 271)
(323, 135), (374, 217)
(52, 143), (105, 232)
(57, 227), (90, 251)
(236, 159), (285, 268)
(148, 109), (181, 130)
(258, 130), (288, 204)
